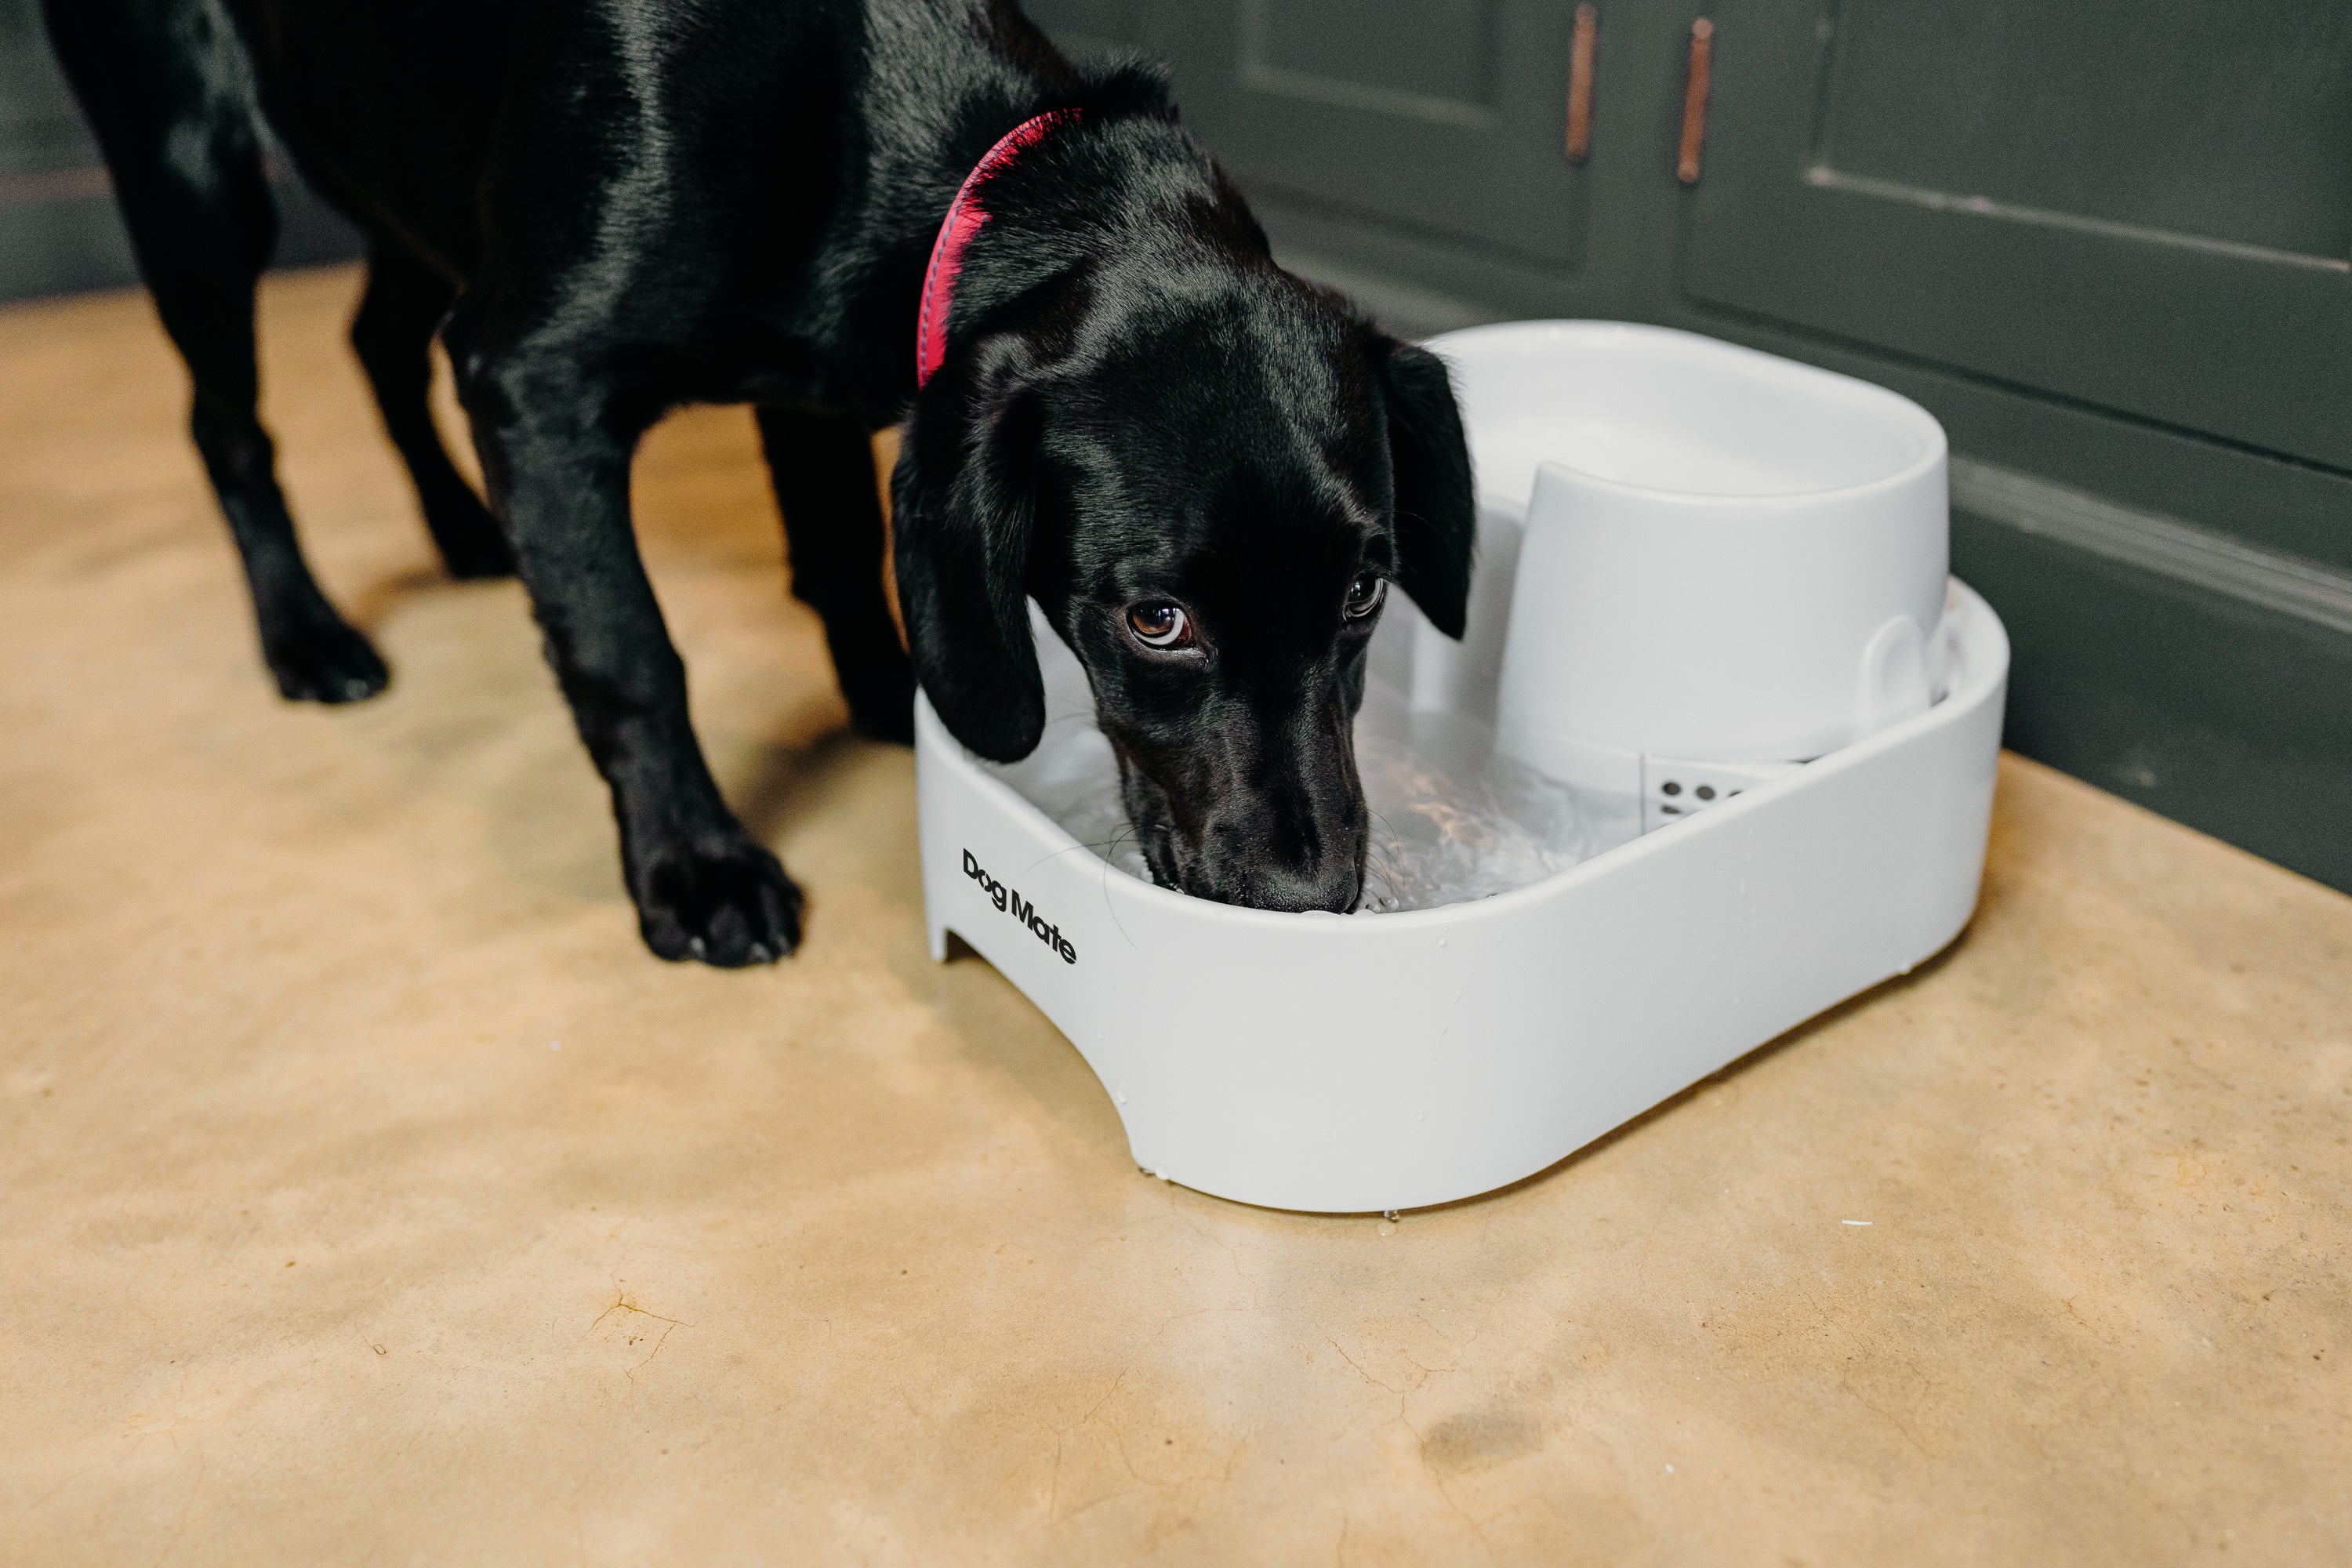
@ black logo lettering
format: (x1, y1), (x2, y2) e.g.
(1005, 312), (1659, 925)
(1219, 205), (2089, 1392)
(961, 848), (1076, 964)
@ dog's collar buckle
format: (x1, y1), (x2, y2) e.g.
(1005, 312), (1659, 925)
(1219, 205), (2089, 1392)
(915, 108), (1082, 390)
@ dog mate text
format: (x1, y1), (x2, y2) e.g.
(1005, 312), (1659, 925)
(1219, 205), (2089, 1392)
(963, 849), (1078, 964)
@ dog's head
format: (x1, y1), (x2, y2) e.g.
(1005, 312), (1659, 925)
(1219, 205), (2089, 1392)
(895, 248), (1475, 914)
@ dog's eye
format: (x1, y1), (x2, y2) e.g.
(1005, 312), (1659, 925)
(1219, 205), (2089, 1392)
(1344, 572), (1387, 620)
(1127, 602), (1192, 649)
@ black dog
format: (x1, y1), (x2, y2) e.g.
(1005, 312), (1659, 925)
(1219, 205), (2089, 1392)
(45, 0), (1475, 964)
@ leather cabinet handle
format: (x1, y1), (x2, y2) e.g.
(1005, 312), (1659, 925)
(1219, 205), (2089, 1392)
(1678, 17), (1714, 183)
(1565, 3), (1599, 164)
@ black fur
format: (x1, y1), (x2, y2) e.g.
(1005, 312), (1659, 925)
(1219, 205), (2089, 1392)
(44, 0), (1475, 960)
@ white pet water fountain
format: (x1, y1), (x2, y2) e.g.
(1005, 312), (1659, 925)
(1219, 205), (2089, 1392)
(915, 321), (2008, 1214)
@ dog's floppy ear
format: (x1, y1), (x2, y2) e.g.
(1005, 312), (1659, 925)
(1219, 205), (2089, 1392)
(1378, 339), (1476, 640)
(892, 339), (1047, 762)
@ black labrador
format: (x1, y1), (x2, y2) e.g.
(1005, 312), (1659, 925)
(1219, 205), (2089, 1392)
(44, 0), (1475, 964)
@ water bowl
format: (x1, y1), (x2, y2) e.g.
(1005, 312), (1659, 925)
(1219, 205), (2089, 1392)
(913, 321), (2007, 1214)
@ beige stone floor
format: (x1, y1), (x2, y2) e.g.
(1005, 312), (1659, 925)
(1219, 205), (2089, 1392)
(1, 267), (2346, 1566)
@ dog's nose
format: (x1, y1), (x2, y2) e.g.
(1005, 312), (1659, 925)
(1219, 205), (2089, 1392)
(1238, 858), (1363, 914)
(1192, 768), (1367, 913)
(1205, 817), (1363, 913)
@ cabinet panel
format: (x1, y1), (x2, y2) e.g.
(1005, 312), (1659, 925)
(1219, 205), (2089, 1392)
(1145, 2), (1592, 268)
(0, 0), (361, 302)
(1247, 0), (1504, 116)
(1822, 3), (2348, 260)
(1014, 0), (2352, 892)
(1681, 0), (2352, 470)
(1, 0), (97, 177)
(1018, 0), (1142, 55)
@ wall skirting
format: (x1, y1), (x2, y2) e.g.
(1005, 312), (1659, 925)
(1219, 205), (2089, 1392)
(1952, 457), (2352, 642)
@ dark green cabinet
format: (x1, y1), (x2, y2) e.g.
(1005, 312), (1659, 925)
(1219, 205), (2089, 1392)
(9, 0), (2349, 884)
(1685, 1), (2352, 470)
(1147, 2), (1594, 267)
(1018, 0), (1143, 56)
(0, 0), (358, 303)
(1, 0), (92, 179)
(1034, 0), (1599, 267)
(0, 0), (131, 305)
(1033, 0), (2352, 891)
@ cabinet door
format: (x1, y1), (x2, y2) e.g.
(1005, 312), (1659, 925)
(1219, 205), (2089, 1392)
(1, 0), (97, 178)
(1018, 0), (1145, 56)
(1142, 2), (1592, 269)
(1680, 0), (2352, 470)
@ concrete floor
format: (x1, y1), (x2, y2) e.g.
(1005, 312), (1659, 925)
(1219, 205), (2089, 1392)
(2, 267), (2347, 1566)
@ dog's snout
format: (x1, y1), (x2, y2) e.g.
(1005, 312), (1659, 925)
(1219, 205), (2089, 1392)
(1237, 851), (1363, 914)
(1112, 675), (1375, 916)
(1123, 754), (1369, 913)
(1182, 768), (1366, 914)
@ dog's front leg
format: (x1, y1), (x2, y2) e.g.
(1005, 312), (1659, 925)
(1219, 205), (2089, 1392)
(459, 345), (804, 966)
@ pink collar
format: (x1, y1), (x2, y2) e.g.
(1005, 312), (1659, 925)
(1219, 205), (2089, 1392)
(916, 108), (1082, 388)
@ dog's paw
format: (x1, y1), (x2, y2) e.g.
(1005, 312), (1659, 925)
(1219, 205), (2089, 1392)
(264, 616), (391, 704)
(633, 835), (805, 967)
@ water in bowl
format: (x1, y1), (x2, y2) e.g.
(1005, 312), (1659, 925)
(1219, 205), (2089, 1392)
(985, 678), (1625, 913)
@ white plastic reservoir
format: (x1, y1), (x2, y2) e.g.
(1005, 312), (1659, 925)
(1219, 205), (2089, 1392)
(914, 321), (2008, 1214)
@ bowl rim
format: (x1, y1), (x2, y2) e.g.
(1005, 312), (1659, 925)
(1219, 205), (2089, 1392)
(1432, 318), (1948, 508)
(935, 581), (2008, 935)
